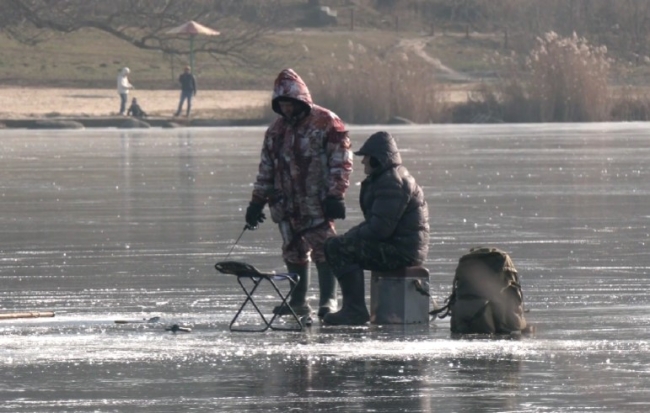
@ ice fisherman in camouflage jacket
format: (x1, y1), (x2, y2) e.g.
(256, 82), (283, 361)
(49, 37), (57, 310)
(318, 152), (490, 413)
(245, 68), (353, 319)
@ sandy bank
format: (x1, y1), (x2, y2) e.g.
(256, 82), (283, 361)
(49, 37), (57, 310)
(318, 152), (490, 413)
(0, 87), (270, 119)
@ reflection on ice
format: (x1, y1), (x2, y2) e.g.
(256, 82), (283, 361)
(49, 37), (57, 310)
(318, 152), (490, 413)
(3, 314), (649, 366)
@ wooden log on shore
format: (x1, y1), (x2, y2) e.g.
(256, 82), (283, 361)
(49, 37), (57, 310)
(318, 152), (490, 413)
(0, 311), (55, 320)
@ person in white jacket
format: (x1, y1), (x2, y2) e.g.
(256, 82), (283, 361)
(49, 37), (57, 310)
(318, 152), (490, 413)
(116, 67), (134, 115)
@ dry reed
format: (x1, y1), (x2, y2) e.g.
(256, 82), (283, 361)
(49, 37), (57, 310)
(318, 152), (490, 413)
(457, 32), (612, 123)
(306, 42), (448, 124)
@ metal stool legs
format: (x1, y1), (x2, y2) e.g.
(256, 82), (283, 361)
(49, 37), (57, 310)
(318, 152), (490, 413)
(229, 273), (304, 332)
(215, 261), (307, 332)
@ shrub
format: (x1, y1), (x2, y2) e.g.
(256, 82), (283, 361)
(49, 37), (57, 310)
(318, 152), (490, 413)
(451, 82), (532, 123)
(459, 32), (611, 123)
(527, 32), (610, 122)
(610, 88), (650, 121)
(306, 43), (449, 124)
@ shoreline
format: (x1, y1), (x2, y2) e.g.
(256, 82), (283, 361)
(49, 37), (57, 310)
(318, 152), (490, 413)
(0, 86), (479, 128)
(0, 116), (269, 129)
(0, 87), (270, 128)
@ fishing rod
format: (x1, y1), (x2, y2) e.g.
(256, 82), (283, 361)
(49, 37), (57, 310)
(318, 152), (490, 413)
(224, 224), (254, 261)
(0, 311), (55, 320)
(114, 316), (191, 333)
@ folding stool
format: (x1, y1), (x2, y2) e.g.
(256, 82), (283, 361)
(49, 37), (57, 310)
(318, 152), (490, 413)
(214, 261), (305, 332)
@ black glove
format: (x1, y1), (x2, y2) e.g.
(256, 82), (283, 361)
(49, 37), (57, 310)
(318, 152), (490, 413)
(245, 201), (266, 228)
(323, 196), (346, 220)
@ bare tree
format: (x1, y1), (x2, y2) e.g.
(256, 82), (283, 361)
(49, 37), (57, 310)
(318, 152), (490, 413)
(1, 0), (288, 65)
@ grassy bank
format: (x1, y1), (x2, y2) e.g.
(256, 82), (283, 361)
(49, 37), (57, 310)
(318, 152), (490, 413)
(0, 28), (403, 90)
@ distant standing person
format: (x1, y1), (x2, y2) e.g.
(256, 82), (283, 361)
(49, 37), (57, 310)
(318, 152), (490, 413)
(116, 67), (134, 116)
(175, 66), (197, 117)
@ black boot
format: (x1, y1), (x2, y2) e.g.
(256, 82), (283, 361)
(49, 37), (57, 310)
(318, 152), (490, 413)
(273, 262), (312, 316)
(315, 262), (338, 318)
(322, 266), (369, 326)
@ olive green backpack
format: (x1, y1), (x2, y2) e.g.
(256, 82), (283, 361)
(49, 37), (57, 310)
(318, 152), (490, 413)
(432, 247), (527, 334)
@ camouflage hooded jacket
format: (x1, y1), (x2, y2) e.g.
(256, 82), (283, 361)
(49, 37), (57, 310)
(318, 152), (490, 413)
(252, 69), (353, 232)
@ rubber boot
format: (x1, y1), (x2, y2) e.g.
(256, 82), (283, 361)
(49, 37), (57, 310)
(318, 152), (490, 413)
(315, 261), (338, 318)
(273, 262), (312, 316)
(322, 266), (369, 326)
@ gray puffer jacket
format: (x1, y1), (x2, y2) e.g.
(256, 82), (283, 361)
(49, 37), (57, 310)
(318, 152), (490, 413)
(351, 131), (430, 265)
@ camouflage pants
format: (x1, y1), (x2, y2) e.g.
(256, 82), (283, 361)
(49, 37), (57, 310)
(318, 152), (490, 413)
(324, 234), (413, 275)
(281, 221), (336, 264)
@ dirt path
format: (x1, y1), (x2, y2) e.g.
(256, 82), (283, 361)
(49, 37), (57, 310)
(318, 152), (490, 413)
(397, 37), (473, 83)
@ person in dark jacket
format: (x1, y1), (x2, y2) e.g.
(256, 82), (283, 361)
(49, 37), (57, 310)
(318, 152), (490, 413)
(322, 131), (430, 325)
(127, 97), (147, 118)
(174, 66), (197, 117)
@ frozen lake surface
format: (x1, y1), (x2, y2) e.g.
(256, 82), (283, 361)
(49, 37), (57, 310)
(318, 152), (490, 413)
(2, 123), (650, 412)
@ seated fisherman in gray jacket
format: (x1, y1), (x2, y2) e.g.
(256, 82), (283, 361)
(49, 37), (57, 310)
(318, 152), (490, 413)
(323, 131), (430, 325)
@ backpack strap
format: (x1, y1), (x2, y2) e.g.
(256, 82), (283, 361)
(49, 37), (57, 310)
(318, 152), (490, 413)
(429, 300), (451, 318)
(429, 285), (457, 318)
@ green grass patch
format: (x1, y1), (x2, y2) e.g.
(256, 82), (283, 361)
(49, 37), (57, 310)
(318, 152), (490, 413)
(0, 27), (451, 90)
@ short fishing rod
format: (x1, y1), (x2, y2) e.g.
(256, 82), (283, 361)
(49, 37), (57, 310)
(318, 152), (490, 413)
(224, 224), (255, 261)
